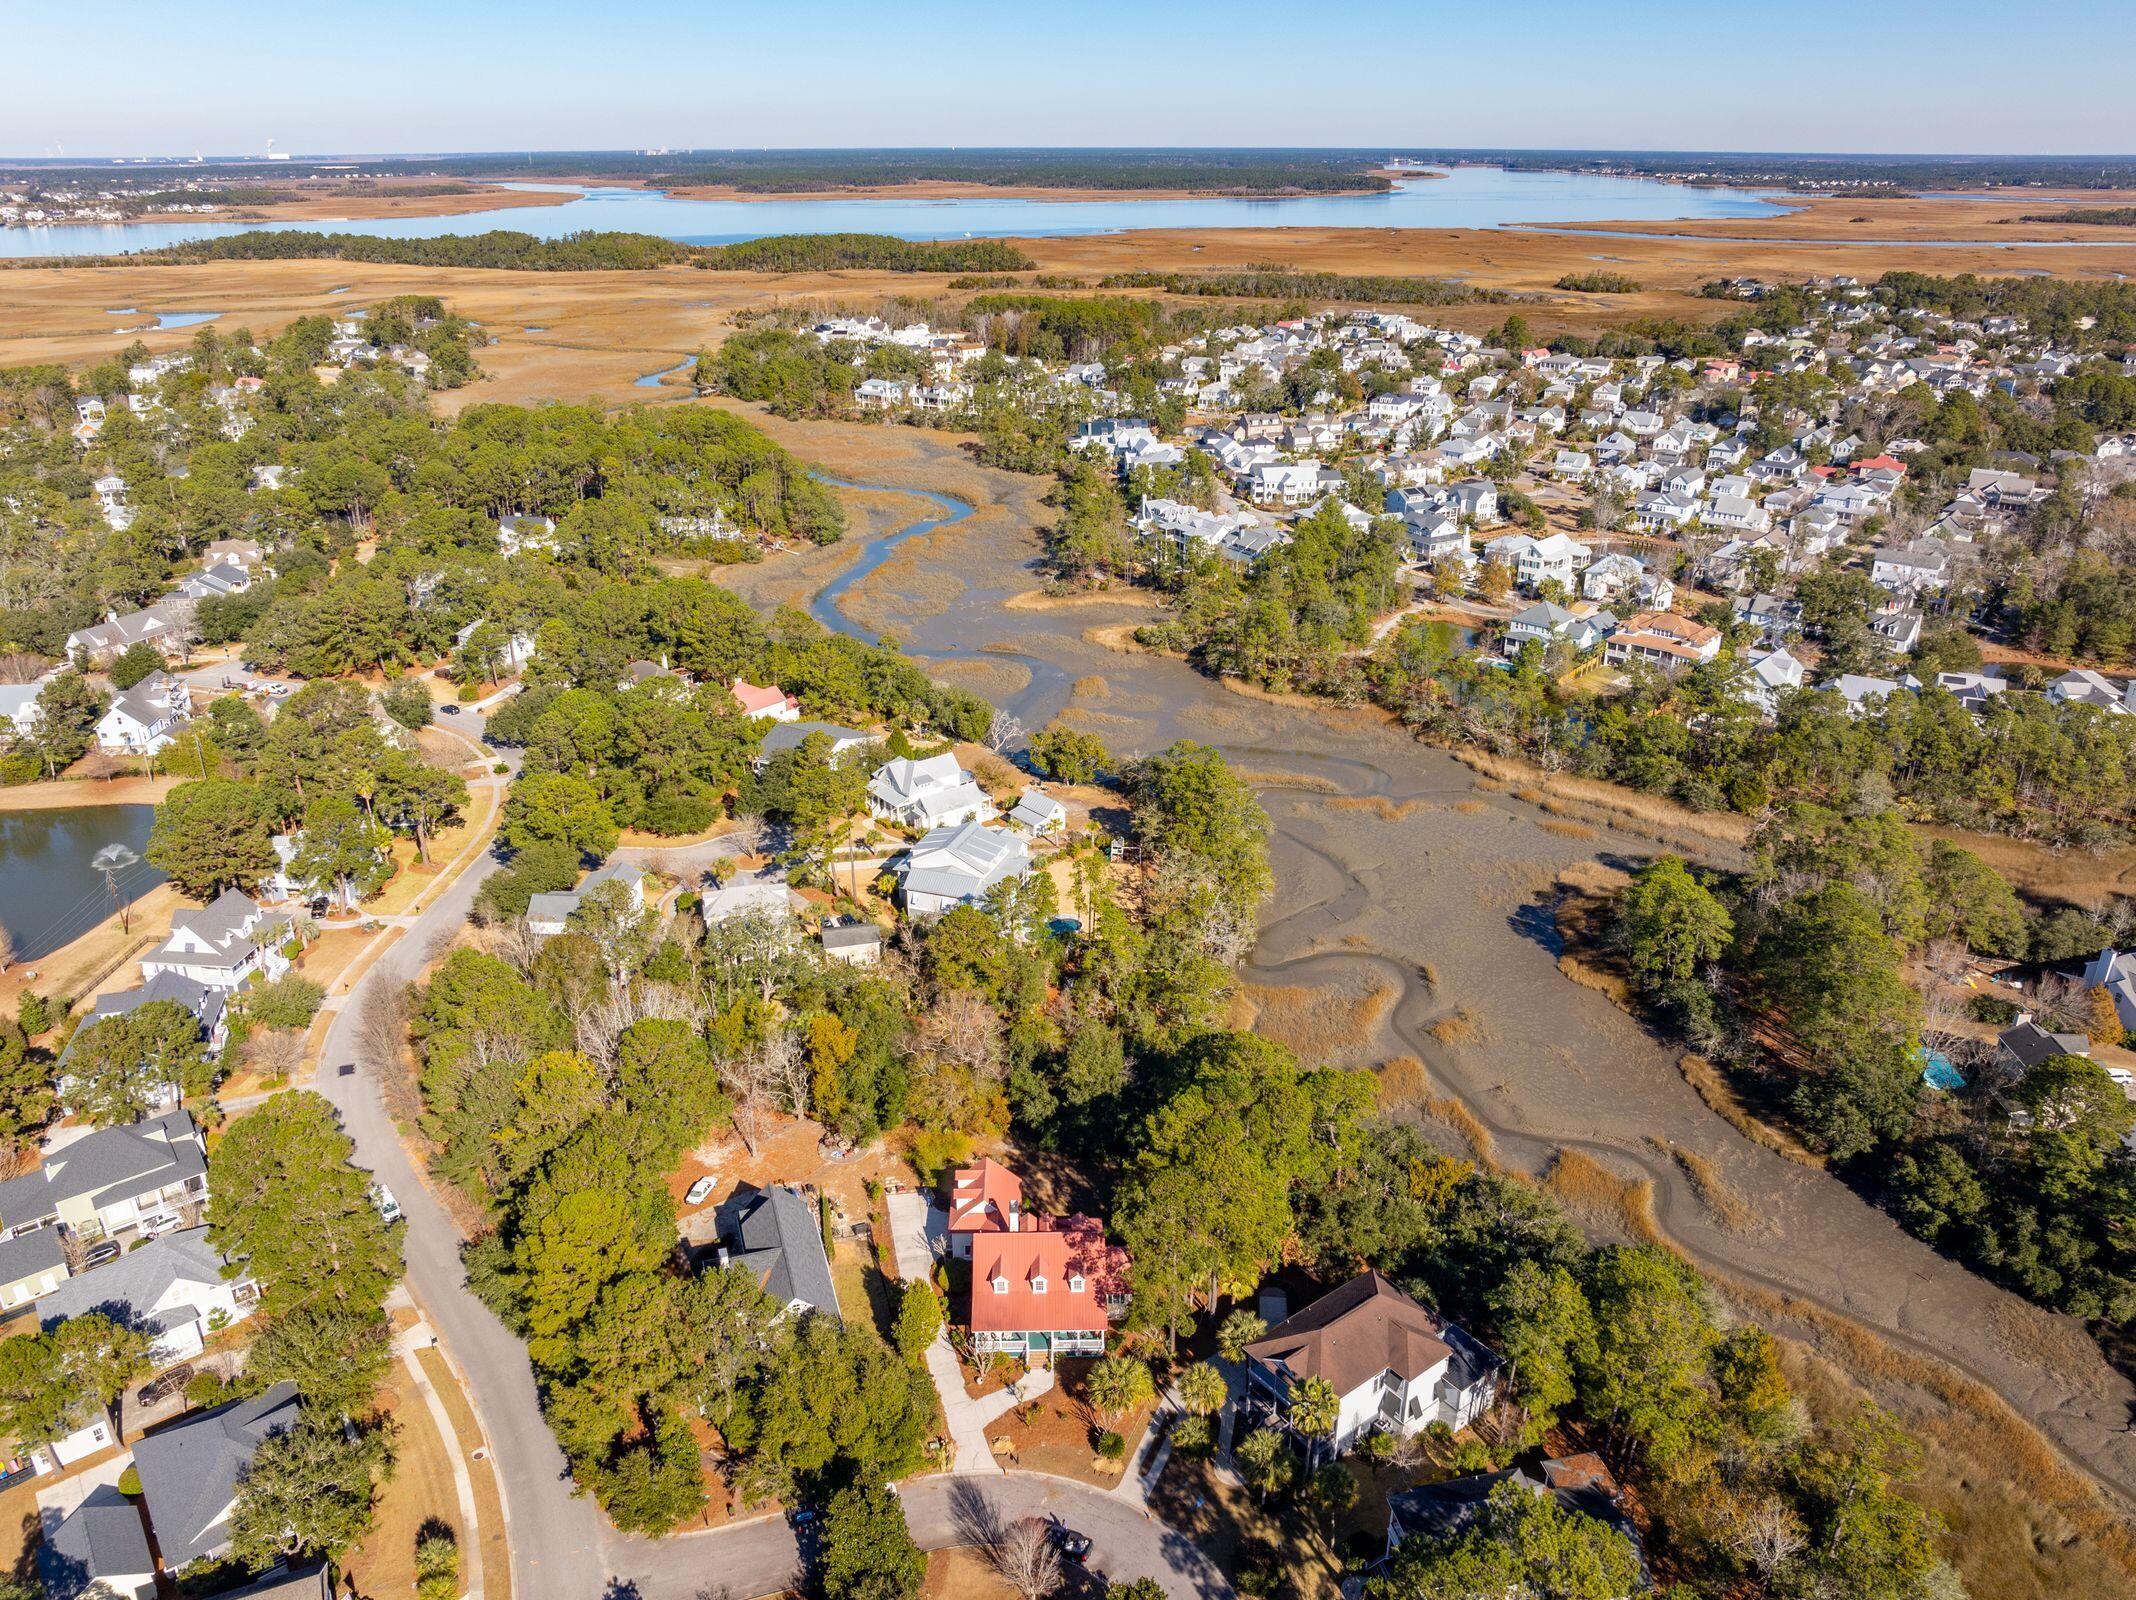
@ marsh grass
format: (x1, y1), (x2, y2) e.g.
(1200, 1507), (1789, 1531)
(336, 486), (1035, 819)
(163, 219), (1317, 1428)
(1376, 1054), (1430, 1107)
(1654, 1140), (1761, 1234)
(1543, 1148), (1660, 1240)
(1678, 1054), (1825, 1170)
(1237, 976), (1396, 1058)
(1422, 1094), (1495, 1164)
(1425, 1007), (1484, 1046)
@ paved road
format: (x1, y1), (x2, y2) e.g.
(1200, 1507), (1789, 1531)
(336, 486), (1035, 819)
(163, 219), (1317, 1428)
(608, 1473), (1233, 1600)
(304, 709), (1225, 1600)
(310, 717), (611, 1600)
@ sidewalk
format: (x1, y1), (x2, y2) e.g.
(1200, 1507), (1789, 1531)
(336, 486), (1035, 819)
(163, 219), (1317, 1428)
(392, 1300), (490, 1600)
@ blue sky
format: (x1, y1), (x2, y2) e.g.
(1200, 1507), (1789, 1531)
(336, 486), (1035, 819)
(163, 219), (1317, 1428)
(8, 0), (2134, 158)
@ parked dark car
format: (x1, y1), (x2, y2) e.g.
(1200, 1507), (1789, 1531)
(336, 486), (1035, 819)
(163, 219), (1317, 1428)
(137, 1364), (195, 1407)
(440, 704), (462, 715)
(1047, 1521), (1092, 1564)
(80, 1241), (122, 1270)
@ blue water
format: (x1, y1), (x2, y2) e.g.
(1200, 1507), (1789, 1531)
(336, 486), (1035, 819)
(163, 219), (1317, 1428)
(634, 357), (693, 388)
(0, 168), (1794, 258)
(149, 311), (220, 329)
(809, 477), (975, 642)
(0, 805), (165, 963)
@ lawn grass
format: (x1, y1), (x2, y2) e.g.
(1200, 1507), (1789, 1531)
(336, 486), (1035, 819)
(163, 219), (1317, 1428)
(414, 1344), (510, 1600)
(341, 1355), (461, 1600)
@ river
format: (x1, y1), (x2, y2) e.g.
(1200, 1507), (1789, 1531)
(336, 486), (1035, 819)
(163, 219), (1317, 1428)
(0, 804), (163, 962)
(0, 168), (1789, 259)
(724, 412), (2136, 1554)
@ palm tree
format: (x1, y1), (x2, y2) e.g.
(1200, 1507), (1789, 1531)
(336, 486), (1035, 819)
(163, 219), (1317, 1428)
(1288, 1374), (1341, 1446)
(1084, 1354), (1154, 1428)
(1216, 1309), (1266, 1364)
(1177, 1361), (1227, 1418)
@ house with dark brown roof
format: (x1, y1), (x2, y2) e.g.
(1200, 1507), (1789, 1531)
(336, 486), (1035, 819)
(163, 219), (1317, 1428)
(1386, 1452), (1650, 1590)
(1243, 1270), (1500, 1455)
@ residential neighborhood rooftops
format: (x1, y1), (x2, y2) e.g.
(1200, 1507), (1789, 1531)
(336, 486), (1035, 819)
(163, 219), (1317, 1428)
(39, 1483), (152, 1600)
(36, 1225), (236, 1335)
(0, 1110), (204, 1230)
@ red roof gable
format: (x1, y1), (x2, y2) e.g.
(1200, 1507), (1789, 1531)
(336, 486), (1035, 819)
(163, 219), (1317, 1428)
(970, 1225), (1110, 1334)
(730, 677), (798, 716)
(948, 1158), (1023, 1236)
(1854, 454), (1907, 475)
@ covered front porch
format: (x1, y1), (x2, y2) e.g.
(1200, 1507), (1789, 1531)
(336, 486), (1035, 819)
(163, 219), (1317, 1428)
(971, 1327), (1106, 1364)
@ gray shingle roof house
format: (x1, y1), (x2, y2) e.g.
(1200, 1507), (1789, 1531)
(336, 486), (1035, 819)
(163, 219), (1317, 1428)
(0, 1225), (68, 1309)
(211, 1564), (333, 1600)
(0, 1109), (207, 1240)
(37, 1226), (255, 1362)
(755, 720), (871, 767)
(131, 1381), (301, 1568)
(525, 858), (644, 938)
(1997, 1019), (2090, 1073)
(715, 1185), (839, 1321)
(38, 1482), (154, 1600)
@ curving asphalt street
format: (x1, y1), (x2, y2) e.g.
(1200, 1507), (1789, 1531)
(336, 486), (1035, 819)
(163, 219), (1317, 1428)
(311, 711), (609, 1600)
(306, 709), (1227, 1599)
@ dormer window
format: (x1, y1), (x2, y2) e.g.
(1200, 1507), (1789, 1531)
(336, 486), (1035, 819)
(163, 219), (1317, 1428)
(1030, 1276), (1047, 1294)
(991, 1276), (1008, 1294)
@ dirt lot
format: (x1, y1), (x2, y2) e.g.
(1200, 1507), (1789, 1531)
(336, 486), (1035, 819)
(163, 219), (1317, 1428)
(972, 1356), (1150, 1490)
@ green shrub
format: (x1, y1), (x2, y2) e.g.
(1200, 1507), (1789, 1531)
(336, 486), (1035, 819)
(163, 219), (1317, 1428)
(245, 975), (325, 1031)
(382, 680), (435, 730)
(1967, 993), (2019, 1025)
(640, 785), (719, 836)
(1095, 1429), (1125, 1459)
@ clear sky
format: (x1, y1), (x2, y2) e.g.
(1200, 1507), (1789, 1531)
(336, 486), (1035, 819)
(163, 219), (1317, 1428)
(9, 0), (2134, 159)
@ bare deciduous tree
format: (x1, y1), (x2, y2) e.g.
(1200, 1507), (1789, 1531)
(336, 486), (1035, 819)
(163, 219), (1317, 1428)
(480, 917), (547, 978)
(1729, 1496), (1807, 1577)
(246, 1027), (307, 1082)
(990, 1519), (1061, 1600)
(983, 709), (1023, 753)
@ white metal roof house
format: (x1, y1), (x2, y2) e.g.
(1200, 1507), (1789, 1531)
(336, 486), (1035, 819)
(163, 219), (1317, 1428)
(898, 821), (1032, 917)
(867, 753), (995, 831)
(1006, 789), (1068, 837)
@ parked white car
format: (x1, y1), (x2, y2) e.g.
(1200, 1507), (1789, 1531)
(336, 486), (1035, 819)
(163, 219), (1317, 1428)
(372, 1184), (402, 1223)
(685, 1176), (717, 1206)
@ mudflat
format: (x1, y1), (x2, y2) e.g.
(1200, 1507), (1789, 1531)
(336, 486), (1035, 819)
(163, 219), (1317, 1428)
(697, 408), (2136, 1600)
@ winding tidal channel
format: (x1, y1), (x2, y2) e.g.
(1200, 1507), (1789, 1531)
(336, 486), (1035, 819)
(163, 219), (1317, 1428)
(704, 409), (2136, 1567)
